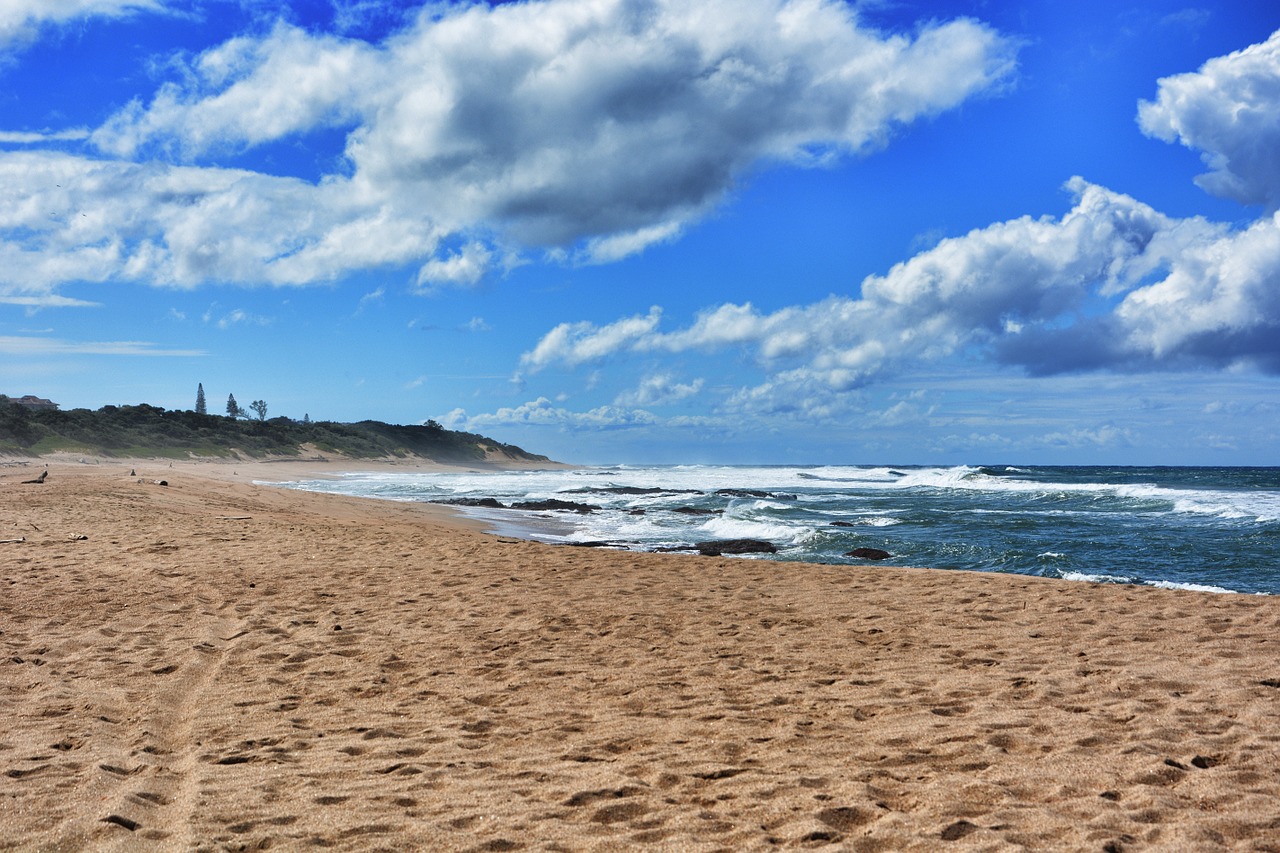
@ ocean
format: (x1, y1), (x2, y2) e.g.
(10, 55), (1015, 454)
(269, 465), (1280, 595)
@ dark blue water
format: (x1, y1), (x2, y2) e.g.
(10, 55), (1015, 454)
(272, 465), (1280, 595)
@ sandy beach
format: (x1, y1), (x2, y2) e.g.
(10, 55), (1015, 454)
(3, 459), (1280, 851)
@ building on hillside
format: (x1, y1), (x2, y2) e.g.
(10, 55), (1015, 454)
(7, 395), (59, 410)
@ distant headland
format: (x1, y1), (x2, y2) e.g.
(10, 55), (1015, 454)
(0, 395), (550, 466)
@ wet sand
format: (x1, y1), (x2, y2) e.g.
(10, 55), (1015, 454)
(3, 460), (1280, 850)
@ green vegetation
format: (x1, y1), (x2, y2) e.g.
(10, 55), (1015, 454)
(0, 397), (549, 464)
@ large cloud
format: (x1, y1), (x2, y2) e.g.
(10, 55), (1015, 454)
(339, 0), (1015, 252)
(1, 0), (1016, 300)
(514, 26), (1280, 412)
(520, 178), (1280, 404)
(1138, 28), (1280, 208)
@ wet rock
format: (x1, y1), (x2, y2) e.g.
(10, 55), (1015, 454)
(673, 506), (720, 515)
(437, 497), (505, 509)
(846, 547), (892, 560)
(714, 488), (772, 498)
(567, 486), (700, 496)
(695, 539), (778, 556)
(509, 499), (598, 513)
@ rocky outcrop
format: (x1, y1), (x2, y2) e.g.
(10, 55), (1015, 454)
(437, 497), (504, 508)
(509, 499), (598, 513)
(434, 497), (598, 513)
(714, 489), (797, 500)
(696, 539), (778, 556)
(567, 486), (701, 496)
(845, 547), (892, 560)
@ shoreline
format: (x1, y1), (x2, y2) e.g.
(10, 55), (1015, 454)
(250, 461), (1279, 596)
(4, 460), (1280, 849)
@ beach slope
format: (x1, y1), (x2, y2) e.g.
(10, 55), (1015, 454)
(3, 463), (1279, 850)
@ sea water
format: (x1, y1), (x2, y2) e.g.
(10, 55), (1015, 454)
(268, 465), (1280, 595)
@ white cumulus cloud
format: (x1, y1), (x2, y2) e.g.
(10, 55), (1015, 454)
(415, 242), (493, 289)
(1138, 27), (1280, 208)
(450, 396), (660, 430)
(613, 373), (704, 407)
(92, 21), (380, 160)
(1, 0), (1017, 299)
(522, 306), (664, 370)
(520, 177), (1280, 414)
(0, 151), (442, 299)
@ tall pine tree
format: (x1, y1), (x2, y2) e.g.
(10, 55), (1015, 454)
(226, 393), (241, 419)
(195, 383), (207, 415)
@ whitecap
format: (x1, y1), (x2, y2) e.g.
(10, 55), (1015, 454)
(699, 516), (807, 544)
(1059, 571), (1131, 585)
(1144, 580), (1240, 595)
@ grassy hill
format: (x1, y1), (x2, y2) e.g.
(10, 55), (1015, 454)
(0, 398), (550, 465)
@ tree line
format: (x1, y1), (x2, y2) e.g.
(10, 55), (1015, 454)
(0, 395), (548, 463)
(197, 383), (293, 424)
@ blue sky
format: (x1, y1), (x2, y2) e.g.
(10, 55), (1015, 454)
(3, 0), (1280, 465)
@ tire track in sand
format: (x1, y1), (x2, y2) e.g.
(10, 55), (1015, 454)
(88, 583), (249, 850)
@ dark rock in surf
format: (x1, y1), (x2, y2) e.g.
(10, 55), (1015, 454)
(509, 499), (598, 513)
(830, 521), (856, 527)
(437, 497), (505, 509)
(673, 506), (720, 515)
(846, 547), (892, 561)
(567, 486), (701, 496)
(715, 488), (772, 498)
(696, 539), (778, 556)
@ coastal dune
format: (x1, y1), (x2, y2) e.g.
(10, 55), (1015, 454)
(3, 463), (1279, 850)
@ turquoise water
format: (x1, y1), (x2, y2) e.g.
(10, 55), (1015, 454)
(271, 465), (1280, 595)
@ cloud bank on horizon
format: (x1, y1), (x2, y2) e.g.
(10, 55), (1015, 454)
(3, 0), (1280, 463)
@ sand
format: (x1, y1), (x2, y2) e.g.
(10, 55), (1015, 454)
(3, 459), (1280, 851)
